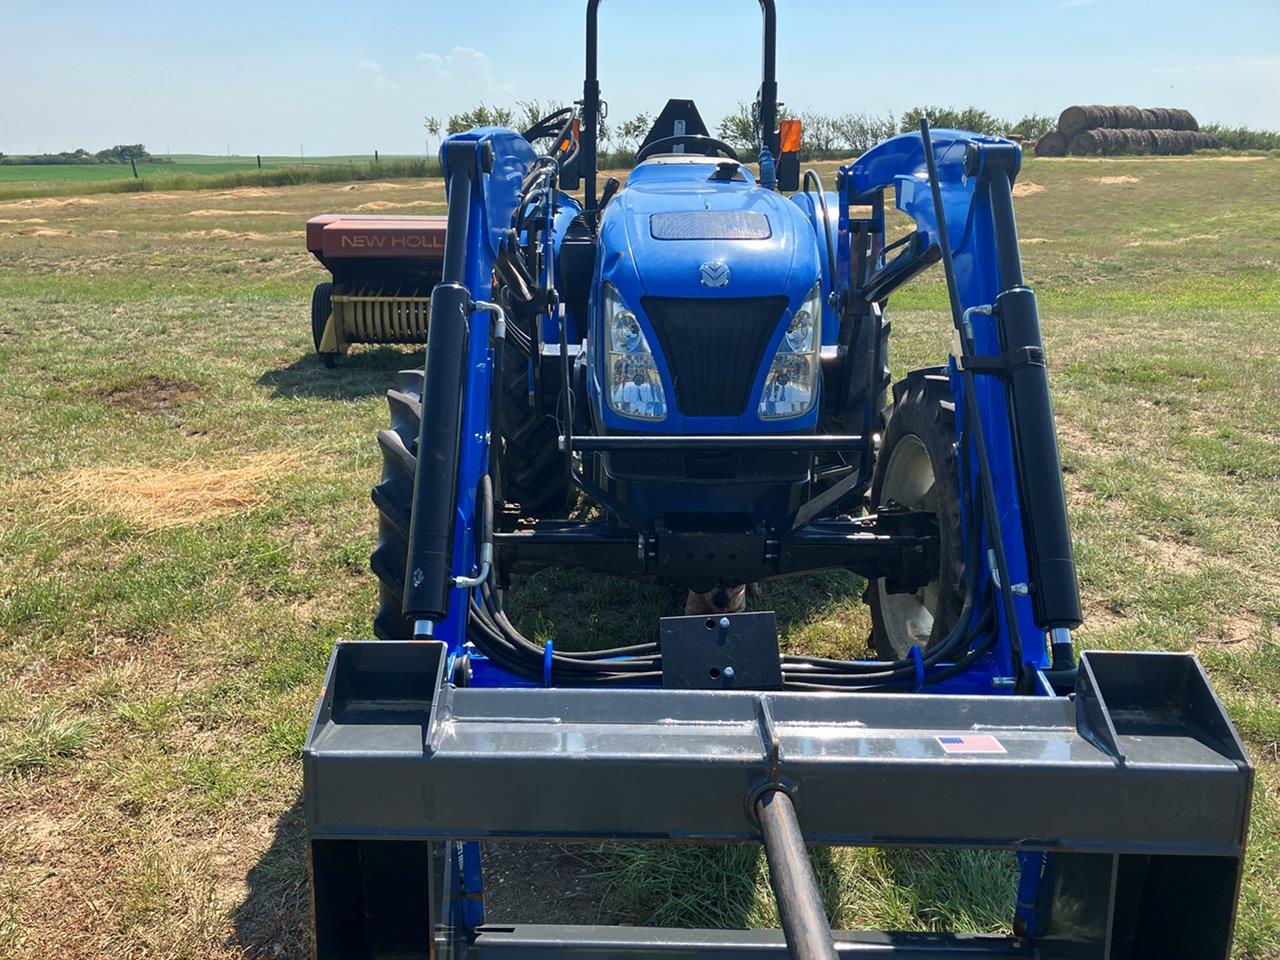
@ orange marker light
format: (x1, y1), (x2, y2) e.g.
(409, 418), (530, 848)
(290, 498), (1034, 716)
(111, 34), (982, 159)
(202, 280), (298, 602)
(561, 118), (581, 154)
(779, 119), (803, 154)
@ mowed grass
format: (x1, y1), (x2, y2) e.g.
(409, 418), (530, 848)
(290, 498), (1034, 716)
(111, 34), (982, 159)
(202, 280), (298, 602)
(0, 155), (1277, 958)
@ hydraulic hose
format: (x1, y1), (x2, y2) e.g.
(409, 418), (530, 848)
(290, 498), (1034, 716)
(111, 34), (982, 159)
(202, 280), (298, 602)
(803, 170), (837, 293)
(463, 387), (994, 690)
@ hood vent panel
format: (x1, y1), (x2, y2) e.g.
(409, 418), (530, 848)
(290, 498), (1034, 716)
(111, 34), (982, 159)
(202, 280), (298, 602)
(650, 211), (772, 242)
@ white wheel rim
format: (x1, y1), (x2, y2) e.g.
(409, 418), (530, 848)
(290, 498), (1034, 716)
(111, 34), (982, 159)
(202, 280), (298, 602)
(877, 434), (941, 658)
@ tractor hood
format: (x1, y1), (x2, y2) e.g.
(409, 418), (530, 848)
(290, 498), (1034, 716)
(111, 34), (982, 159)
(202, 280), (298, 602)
(598, 158), (820, 301)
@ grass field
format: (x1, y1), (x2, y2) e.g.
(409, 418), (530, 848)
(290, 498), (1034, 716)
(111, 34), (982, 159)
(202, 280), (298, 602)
(0, 153), (419, 183)
(0, 156), (1277, 958)
(0, 154), (435, 201)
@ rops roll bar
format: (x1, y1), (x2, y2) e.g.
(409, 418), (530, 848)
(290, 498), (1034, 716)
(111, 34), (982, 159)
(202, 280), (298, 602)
(581, 0), (779, 215)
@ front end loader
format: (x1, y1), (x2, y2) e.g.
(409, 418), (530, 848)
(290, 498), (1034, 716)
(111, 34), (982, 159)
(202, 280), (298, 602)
(304, 3), (1254, 958)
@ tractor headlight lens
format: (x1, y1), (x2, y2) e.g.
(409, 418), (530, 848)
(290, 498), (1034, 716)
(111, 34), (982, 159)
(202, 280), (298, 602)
(605, 284), (667, 420)
(760, 283), (821, 419)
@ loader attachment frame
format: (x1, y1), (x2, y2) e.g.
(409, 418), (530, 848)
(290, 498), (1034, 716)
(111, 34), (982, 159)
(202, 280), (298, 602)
(305, 642), (1252, 960)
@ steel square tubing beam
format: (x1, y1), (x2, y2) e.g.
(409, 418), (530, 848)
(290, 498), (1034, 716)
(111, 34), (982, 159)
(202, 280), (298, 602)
(304, 686), (1249, 854)
(466, 927), (1042, 960)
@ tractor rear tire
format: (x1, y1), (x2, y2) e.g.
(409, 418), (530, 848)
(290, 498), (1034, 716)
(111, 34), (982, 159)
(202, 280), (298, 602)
(867, 369), (966, 660)
(369, 370), (430, 642)
(311, 282), (338, 368)
(496, 326), (570, 519)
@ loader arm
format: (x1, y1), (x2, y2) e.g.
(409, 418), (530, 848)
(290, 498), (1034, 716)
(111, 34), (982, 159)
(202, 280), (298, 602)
(839, 131), (1082, 681)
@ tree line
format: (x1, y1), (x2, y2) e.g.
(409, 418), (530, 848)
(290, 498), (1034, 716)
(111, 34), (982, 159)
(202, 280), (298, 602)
(424, 102), (1060, 164)
(0, 145), (170, 166)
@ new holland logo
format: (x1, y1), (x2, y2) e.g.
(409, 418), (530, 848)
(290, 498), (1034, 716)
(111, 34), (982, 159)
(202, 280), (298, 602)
(699, 260), (730, 288)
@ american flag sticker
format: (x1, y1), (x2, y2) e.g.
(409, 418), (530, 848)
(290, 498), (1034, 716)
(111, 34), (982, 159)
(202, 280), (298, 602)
(937, 734), (1007, 755)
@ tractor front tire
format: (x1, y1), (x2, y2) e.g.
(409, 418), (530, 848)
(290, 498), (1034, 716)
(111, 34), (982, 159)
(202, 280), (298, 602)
(311, 282), (338, 368)
(867, 369), (966, 660)
(369, 370), (428, 642)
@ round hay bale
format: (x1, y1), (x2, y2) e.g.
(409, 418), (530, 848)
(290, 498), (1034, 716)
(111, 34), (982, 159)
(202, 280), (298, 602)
(1058, 105), (1202, 137)
(1113, 105), (1143, 129)
(1071, 128), (1219, 157)
(1059, 105), (1102, 138)
(1035, 131), (1068, 157)
(1067, 130), (1103, 156)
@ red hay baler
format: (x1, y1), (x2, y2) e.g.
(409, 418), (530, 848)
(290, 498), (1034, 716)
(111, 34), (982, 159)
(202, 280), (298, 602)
(305, 214), (447, 367)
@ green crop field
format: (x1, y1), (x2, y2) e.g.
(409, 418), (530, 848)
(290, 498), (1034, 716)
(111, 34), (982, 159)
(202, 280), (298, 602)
(0, 154), (435, 201)
(0, 154), (419, 182)
(0, 156), (1277, 958)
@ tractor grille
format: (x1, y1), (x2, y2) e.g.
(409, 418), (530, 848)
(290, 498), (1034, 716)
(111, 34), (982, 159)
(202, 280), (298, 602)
(641, 296), (788, 417)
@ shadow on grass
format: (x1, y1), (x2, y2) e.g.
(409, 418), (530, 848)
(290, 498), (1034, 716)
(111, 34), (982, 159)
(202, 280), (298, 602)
(230, 793), (312, 960)
(257, 346), (423, 401)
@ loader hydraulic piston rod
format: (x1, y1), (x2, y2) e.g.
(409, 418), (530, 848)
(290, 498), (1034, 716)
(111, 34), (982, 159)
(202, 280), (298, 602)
(755, 790), (838, 960)
(966, 144), (1083, 645)
(403, 141), (486, 623)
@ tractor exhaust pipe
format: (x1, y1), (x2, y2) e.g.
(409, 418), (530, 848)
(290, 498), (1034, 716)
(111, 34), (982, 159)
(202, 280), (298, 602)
(755, 789), (838, 960)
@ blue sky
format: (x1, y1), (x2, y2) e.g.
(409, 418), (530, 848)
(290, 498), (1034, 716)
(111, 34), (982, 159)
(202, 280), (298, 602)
(3, 0), (1278, 156)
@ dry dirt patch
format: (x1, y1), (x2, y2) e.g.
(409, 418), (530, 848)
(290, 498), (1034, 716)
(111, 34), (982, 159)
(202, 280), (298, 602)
(184, 209), (292, 218)
(209, 188), (281, 199)
(1089, 176), (1141, 186)
(1196, 610), (1274, 651)
(5, 227), (71, 237)
(353, 200), (438, 211)
(1139, 535), (1209, 576)
(102, 375), (198, 414)
(1125, 233), (1218, 248)
(339, 181), (413, 191)
(1012, 181), (1044, 198)
(56, 453), (291, 531)
(0, 197), (99, 211)
(180, 229), (281, 241)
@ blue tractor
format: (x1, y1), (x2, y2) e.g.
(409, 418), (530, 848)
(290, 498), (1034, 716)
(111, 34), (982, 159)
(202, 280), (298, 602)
(306, 3), (1253, 958)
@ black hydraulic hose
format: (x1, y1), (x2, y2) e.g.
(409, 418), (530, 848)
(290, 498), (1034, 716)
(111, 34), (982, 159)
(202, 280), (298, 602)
(919, 119), (1026, 666)
(469, 439), (990, 688)
(803, 170), (837, 292)
(468, 387), (992, 688)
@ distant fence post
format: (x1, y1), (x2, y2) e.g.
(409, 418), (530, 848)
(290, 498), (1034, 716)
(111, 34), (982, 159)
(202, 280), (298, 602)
(257, 155), (262, 169)
(130, 157), (138, 178)
(375, 150), (379, 163)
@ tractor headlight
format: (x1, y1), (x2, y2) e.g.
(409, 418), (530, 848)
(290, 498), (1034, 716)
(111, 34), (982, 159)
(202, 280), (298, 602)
(759, 283), (821, 419)
(605, 283), (667, 421)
